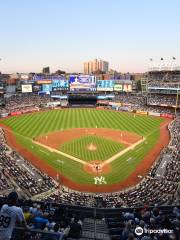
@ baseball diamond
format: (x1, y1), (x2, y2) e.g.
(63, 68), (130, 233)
(0, 108), (170, 192)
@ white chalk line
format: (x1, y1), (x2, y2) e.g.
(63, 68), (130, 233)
(33, 137), (145, 167)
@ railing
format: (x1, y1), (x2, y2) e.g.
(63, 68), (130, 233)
(12, 227), (64, 240)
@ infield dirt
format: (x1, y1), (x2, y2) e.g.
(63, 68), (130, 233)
(0, 118), (171, 193)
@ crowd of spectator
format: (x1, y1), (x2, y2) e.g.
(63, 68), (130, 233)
(114, 94), (146, 106)
(114, 93), (179, 115)
(0, 94), (179, 210)
(0, 134), (13, 194)
(147, 95), (180, 108)
(0, 192), (179, 240)
(0, 195), (84, 240)
(106, 205), (180, 240)
(0, 92), (179, 117)
(148, 82), (180, 88)
(42, 117), (180, 208)
(0, 172), (11, 192)
(131, 105), (177, 115)
(0, 129), (58, 197)
(0, 94), (52, 114)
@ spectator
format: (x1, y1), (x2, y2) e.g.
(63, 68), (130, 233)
(0, 191), (29, 240)
(68, 217), (82, 239)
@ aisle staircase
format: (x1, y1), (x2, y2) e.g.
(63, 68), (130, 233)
(80, 218), (110, 240)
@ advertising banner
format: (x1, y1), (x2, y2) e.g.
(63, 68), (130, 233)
(160, 114), (174, 119)
(97, 80), (114, 91)
(36, 80), (52, 84)
(52, 79), (69, 90)
(33, 85), (42, 92)
(10, 111), (22, 116)
(123, 84), (132, 92)
(136, 111), (148, 115)
(97, 100), (109, 105)
(0, 113), (9, 118)
(21, 84), (32, 93)
(109, 102), (122, 106)
(42, 84), (52, 92)
(69, 75), (96, 92)
(148, 112), (161, 117)
(113, 84), (123, 91)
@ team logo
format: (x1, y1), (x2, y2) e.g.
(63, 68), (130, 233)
(94, 176), (107, 185)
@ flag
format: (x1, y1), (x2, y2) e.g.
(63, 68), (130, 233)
(161, 58), (163, 60)
(173, 57), (176, 60)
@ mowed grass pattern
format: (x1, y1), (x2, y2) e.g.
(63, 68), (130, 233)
(60, 135), (124, 161)
(2, 108), (163, 138)
(0, 109), (165, 186)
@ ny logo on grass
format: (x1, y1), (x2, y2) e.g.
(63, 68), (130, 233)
(94, 176), (107, 185)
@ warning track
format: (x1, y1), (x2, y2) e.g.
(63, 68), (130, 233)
(0, 118), (171, 193)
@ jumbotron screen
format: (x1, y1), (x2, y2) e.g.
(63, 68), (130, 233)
(97, 80), (114, 91)
(69, 75), (96, 92)
(52, 79), (69, 90)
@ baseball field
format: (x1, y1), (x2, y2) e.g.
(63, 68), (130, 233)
(0, 108), (171, 192)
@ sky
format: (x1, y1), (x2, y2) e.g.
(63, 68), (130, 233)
(0, 0), (180, 73)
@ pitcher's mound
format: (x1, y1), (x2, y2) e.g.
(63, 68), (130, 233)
(87, 143), (97, 151)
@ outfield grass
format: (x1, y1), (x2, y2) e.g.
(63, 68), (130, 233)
(0, 109), (164, 186)
(60, 135), (124, 161)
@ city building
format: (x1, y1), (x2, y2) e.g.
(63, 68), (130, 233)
(42, 66), (50, 74)
(84, 59), (109, 74)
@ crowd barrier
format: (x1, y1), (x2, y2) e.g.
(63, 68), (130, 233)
(136, 111), (148, 115)
(160, 113), (174, 119)
(0, 112), (9, 118)
(148, 112), (161, 117)
(10, 111), (22, 116)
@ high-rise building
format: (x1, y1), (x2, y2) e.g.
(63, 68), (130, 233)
(84, 59), (109, 74)
(42, 66), (50, 74)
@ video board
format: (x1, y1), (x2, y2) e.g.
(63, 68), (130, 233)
(42, 84), (52, 92)
(114, 84), (123, 92)
(33, 85), (42, 92)
(123, 84), (132, 92)
(69, 75), (96, 92)
(97, 80), (114, 91)
(52, 79), (69, 91)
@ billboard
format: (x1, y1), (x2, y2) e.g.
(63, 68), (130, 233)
(114, 84), (123, 92)
(123, 84), (132, 92)
(42, 84), (52, 92)
(33, 85), (42, 92)
(21, 84), (32, 93)
(36, 80), (52, 84)
(97, 80), (114, 91)
(52, 79), (69, 90)
(69, 75), (96, 92)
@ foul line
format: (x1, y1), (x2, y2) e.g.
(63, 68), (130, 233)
(32, 140), (87, 165)
(102, 137), (145, 166)
(32, 137), (145, 167)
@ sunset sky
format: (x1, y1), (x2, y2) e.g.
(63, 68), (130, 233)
(0, 0), (180, 73)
